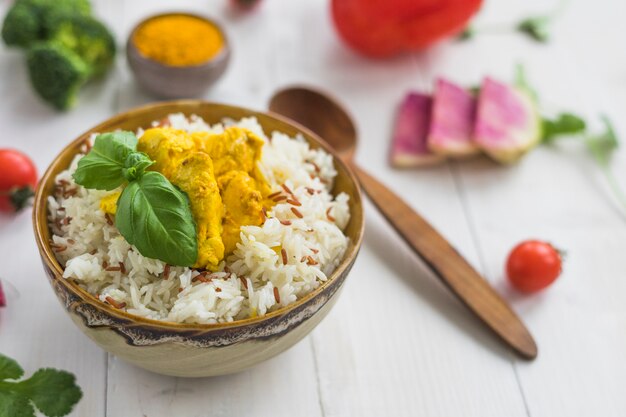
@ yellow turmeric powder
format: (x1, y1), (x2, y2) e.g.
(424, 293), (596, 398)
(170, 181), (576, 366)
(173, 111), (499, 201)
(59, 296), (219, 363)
(133, 15), (224, 66)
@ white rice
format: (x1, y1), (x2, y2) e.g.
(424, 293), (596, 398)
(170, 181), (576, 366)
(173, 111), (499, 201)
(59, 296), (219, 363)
(48, 114), (350, 324)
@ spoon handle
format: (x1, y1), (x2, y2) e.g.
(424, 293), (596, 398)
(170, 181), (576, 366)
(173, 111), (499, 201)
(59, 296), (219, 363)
(350, 162), (537, 360)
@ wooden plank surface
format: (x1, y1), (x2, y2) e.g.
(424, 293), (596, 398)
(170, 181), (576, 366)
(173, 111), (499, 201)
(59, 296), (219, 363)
(0, 0), (625, 416)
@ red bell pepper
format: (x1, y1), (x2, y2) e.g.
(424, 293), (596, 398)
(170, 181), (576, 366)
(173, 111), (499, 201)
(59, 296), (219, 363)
(331, 0), (483, 58)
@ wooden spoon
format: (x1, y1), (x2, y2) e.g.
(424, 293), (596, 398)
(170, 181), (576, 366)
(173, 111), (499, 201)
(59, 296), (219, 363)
(269, 86), (538, 360)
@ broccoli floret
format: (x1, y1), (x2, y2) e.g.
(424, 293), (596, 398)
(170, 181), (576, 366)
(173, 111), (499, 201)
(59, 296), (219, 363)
(1, 0), (91, 48)
(1, 3), (41, 47)
(39, 0), (92, 35)
(27, 42), (89, 110)
(47, 14), (116, 76)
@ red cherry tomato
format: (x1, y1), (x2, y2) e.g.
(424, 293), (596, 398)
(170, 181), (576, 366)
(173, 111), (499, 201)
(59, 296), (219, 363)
(331, 0), (483, 58)
(0, 149), (38, 213)
(506, 240), (562, 293)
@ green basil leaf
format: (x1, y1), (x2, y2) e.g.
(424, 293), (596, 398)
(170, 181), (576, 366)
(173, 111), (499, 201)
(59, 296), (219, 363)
(123, 152), (154, 182)
(0, 392), (35, 417)
(73, 131), (138, 190)
(115, 171), (197, 267)
(0, 354), (24, 381)
(16, 369), (82, 417)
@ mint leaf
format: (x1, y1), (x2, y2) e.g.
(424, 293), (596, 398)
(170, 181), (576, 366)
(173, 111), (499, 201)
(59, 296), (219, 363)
(0, 354), (24, 380)
(586, 115), (618, 167)
(123, 152), (154, 182)
(73, 131), (139, 190)
(517, 16), (551, 42)
(0, 392), (35, 417)
(17, 369), (82, 417)
(116, 171), (198, 267)
(542, 113), (586, 143)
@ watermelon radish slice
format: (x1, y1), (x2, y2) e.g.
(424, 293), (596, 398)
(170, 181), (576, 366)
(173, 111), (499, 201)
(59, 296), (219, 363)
(428, 78), (479, 157)
(390, 92), (443, 167)
(474, 77), (542, 163)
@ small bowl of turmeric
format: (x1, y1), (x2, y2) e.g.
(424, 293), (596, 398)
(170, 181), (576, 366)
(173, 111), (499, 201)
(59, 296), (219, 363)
(127, 12), (230, 98)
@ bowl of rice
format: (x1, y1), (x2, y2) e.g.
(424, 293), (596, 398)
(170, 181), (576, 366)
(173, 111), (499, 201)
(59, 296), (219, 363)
(33, 101), (363, 377)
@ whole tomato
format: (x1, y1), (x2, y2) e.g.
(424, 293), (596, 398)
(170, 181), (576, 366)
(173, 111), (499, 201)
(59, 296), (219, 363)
(506, 240), (563, 293)
(0, 149), (38, 213)
(331, 0), (482, 58)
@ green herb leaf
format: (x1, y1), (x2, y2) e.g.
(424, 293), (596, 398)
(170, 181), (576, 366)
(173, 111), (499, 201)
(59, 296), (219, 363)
(123, 152), (154, 182)
(115, 171), (198, 267)
(0, 392), (35, 417)
(16, 369), (82, 417)
(0, 354), (82, 417)
(517, 16), (551, 43)
(542, 113), (587, 143)
(73, 131), (138, 190)
(586, 115), (619, 167)
(0, 354), (24, 380)
(514, 64), (539, 103)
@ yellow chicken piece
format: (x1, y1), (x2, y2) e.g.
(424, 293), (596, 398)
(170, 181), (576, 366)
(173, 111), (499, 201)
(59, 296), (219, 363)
(137, 128), (196, 178)
(100, 191), (121, 215)
(192, 127), (272, 196)
(219, 171), (265, 254)
(170, 153), (225, 271)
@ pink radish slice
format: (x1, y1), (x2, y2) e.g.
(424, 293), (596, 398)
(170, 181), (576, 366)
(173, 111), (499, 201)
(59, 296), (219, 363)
(390, 92), (443, 167)
(0, 280), (5, 307)
(474, 77), (541, 164)
(428, 78), (479, 157)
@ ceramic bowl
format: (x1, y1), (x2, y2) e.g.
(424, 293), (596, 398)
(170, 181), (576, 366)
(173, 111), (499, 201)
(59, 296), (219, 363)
(33, 101), (364, 377)
(126, 13), (230, 98)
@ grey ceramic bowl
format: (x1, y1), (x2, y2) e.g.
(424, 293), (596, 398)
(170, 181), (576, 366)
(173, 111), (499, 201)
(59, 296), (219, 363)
(126, 13), (230, 98)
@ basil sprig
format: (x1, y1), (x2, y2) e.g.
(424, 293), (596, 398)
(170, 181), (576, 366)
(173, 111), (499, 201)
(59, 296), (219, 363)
(72, 132), (198, 267)
(116, 172), (197, 266)
(73, 132), (140, 190)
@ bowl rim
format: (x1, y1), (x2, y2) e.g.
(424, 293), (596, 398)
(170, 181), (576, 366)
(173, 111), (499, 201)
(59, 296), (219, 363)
(126, 11), (230, 69)
(33, 100), (364, 331)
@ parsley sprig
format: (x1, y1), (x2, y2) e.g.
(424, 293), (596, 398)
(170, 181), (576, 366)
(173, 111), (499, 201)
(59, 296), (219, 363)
(459, 0), (570, 43)
(516, 65), (626, 213)
(0, 353), (82, 417)
(542, 112), (625, 212)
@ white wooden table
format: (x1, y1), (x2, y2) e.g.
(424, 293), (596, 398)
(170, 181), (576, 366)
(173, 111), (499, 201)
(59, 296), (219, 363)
(1, 0), (625, 415)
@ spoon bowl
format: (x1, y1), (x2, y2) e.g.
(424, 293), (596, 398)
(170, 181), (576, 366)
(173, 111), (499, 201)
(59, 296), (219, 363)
(270, 87), (357, 161)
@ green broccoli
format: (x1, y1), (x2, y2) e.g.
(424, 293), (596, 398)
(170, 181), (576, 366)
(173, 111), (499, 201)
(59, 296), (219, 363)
(3, 0), (116, 110)
(27, 42), (89, 110)
(39, 0), (92, 35)
(25, 12), (116, 110)
(1, 2), (41, 47)
(1, 0), (91, 48)
(47, 14), (116, 76)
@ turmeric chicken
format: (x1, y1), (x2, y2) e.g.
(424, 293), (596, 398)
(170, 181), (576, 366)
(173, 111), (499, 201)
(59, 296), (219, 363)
(192, 126), (271, 253)
(170, 152), (225, 270)
(100, 126), (271, 271)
